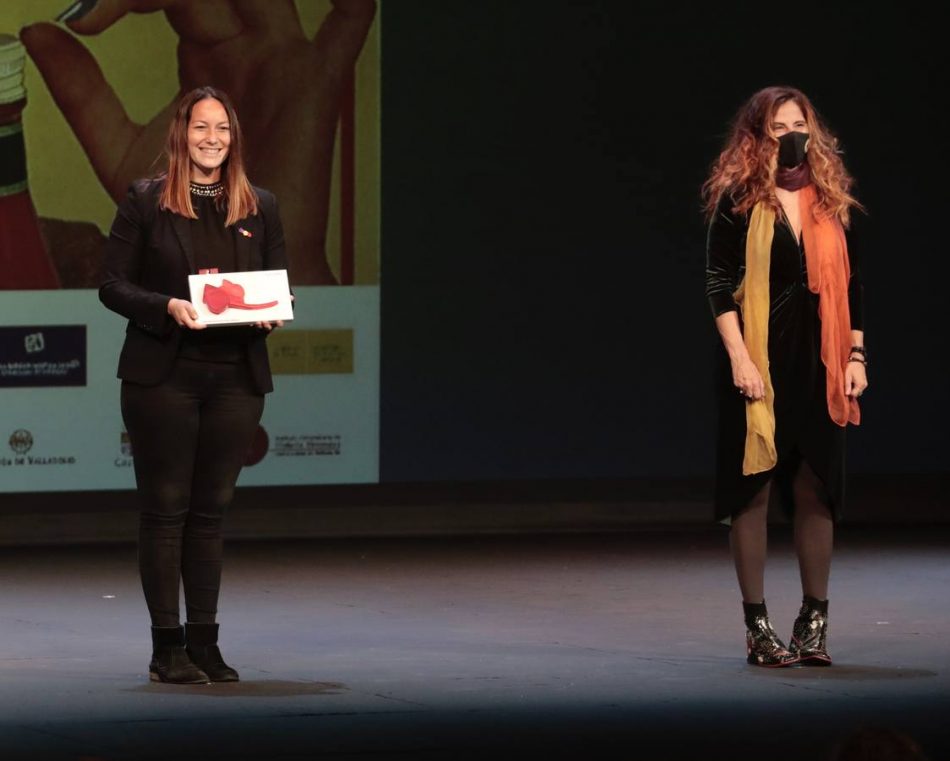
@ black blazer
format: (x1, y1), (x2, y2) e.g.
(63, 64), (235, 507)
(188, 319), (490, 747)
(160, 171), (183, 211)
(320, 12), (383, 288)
(99, 178), (287, 394)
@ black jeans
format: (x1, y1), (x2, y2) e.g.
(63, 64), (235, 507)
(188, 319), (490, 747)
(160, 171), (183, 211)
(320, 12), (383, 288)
(121, 357), (264, 627)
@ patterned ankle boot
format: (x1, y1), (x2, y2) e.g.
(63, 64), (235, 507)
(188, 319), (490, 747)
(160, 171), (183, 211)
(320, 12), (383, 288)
(789, 596), (831, 666)
(743, 601), (799, 667)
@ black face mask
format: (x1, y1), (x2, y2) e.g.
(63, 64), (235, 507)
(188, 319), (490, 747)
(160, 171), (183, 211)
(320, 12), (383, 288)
(777, 131), (809, 168)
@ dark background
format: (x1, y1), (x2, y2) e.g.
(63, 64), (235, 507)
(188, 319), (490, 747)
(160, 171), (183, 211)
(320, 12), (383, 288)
(380, 0), (948, 483)
(3, 1), (947, 530)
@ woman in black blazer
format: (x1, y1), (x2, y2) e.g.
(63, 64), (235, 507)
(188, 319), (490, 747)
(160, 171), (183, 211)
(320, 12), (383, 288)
(100, 86), (287, 684)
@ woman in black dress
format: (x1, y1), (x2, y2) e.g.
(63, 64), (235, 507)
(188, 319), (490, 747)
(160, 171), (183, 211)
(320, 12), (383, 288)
(703, 87), (868, 667)
(100, 86), (287, 683)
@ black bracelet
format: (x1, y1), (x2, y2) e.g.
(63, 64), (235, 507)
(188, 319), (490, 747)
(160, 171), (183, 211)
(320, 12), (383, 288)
(850, 345), (866, 356)
(848, 357), (867, 366)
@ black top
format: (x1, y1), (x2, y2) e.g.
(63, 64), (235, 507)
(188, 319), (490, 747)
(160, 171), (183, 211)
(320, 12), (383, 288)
(99, 176), (288, 393)
(179, 186), (250, 363)
(190, 190), (236, 273)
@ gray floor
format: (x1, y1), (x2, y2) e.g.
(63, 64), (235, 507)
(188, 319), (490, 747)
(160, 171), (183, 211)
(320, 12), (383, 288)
(1, 527), (948, 760)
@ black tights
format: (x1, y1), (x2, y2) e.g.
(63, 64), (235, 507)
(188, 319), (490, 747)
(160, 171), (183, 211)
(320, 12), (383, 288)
(729, 460), (834, 604)
(122, 357), (264, 627)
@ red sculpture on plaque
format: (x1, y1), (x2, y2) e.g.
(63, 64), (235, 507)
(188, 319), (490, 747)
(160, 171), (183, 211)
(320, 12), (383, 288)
(202, 279), (278, 315)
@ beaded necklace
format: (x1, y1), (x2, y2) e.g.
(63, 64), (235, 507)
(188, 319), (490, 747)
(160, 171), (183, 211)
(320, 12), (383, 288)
(189, 180), (224, 197)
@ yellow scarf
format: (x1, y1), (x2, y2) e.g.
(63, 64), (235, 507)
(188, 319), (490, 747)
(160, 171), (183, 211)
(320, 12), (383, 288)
(734, 204), (777, 475)
(734, 190), (860, 476)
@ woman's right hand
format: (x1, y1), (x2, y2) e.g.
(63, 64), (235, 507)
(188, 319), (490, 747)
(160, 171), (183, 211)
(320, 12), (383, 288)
(731, 354), (765, 400)
(714, 311), (766, 401)
(167, 298), (205, 330)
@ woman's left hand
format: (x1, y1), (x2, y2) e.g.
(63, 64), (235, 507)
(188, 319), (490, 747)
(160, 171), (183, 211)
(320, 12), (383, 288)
(844, 361), (868, 399)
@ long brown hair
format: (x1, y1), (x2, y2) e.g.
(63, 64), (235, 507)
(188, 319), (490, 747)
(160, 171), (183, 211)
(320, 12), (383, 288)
(158, 86), (258, 226)
(702, 86), (861, 226)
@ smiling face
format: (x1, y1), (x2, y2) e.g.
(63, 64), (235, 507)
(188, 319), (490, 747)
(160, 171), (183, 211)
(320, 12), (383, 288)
(187, 98), (231, 182)
(770, 99), (808, 138)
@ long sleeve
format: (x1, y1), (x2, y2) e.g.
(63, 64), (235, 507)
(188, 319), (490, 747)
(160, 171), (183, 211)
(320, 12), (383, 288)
(99, 182), (175, 336)
(705, 196), (746, 318)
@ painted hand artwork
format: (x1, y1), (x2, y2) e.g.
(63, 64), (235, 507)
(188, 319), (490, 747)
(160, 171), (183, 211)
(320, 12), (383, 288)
(12, 0), (377, 287)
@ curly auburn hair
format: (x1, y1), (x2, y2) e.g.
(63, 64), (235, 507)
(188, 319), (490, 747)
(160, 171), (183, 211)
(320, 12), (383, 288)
(702, 86), (862, 226)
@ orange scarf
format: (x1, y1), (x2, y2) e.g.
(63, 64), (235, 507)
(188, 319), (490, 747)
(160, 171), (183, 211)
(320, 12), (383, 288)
(799, 184), (860, 429)
(736, 186), (859, 475)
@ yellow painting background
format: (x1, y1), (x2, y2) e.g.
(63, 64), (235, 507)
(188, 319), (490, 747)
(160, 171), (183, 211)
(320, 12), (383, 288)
(0, 0), (380, 284)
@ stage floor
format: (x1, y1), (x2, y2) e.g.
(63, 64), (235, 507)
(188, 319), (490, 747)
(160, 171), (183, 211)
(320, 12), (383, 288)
(1, 527), (948, 760)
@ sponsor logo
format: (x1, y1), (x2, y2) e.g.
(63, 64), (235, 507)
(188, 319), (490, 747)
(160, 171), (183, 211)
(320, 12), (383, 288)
(268, 329), (354, 375)
(1, 429), (76, 468)
(24, 332), (45, 354)
(0, 325), (87, 388)
(274, 434), (342, 457)
(9, 429), (33, 455)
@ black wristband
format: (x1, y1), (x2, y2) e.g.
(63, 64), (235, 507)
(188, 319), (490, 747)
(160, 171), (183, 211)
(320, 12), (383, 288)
(850, 345), (866, 356)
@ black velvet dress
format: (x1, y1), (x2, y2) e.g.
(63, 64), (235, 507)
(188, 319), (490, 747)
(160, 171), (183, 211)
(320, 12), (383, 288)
(705, 196), (864, 522)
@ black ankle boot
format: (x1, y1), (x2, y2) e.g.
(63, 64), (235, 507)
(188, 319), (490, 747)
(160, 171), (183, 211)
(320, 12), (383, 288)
(149, 626), (210, 684)
(789, 596), (831, 666)
(743, 601), (799, 667)
(186, 622), (240, 682)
